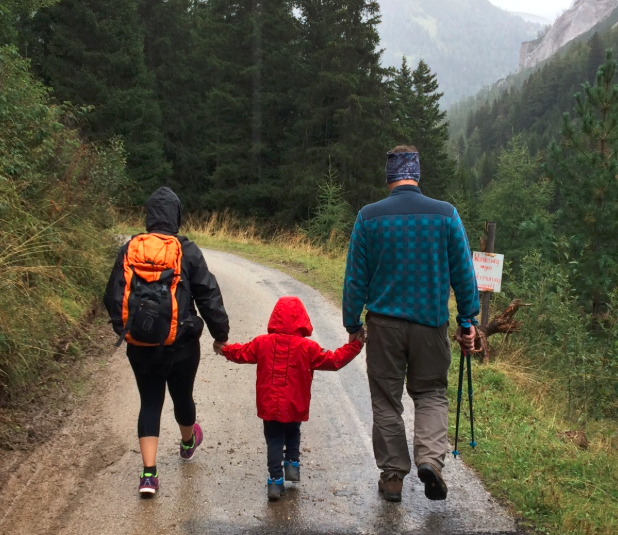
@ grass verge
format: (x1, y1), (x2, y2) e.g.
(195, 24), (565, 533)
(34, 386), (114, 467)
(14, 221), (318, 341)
(447, 358), (617, 535)
(119, 213), (618, 535)
(0, 47), (125, 398)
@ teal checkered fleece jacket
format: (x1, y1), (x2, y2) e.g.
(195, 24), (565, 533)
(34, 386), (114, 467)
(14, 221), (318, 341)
(343, 185), (480, 333)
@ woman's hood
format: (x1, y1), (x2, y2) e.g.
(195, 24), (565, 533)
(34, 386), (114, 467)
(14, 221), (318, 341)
(146, 187), (182, 235)
(267, 297), (313, 338)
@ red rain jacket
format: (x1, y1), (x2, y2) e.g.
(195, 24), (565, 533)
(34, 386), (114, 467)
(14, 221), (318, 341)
(222, 296), (362, 423)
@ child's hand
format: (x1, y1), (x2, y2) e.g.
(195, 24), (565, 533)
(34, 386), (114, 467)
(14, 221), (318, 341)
(213, 341), (229, 356)
(349, 327), (366, 346)
(357, 331), (367, 346)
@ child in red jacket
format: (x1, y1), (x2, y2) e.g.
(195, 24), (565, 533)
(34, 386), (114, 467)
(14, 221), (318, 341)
(218, 296), (363, 501)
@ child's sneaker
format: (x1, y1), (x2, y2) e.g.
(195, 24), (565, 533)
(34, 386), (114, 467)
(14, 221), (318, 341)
(267, 477), (286, 501)
(284, 460), (300, 482)
(139, 472), (159, 495)
(179, 423), (203, 461)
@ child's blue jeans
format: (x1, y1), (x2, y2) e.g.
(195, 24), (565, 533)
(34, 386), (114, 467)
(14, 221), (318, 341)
(263, 420), (301, 479)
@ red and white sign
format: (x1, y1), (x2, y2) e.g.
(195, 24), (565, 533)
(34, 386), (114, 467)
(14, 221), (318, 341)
(473, 252), (504, 293)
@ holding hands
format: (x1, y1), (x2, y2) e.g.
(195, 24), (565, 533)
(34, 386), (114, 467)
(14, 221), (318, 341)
(348, 326), (367, 346)
(213, 341), (229, 356)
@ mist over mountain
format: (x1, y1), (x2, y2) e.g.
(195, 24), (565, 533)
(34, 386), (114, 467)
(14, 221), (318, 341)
(378, 0), (541, 105)
(514, 12), (553, 25)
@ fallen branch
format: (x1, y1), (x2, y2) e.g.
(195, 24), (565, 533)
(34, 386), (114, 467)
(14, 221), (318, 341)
(476, 299), (533, 363)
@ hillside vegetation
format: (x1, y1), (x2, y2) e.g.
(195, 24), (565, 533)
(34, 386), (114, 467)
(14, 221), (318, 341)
(443, 27), (618, 426)
(0, 34), (124, 398)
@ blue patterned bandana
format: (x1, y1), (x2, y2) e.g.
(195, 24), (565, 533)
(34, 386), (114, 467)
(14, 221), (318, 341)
(386, 151), (421, 183)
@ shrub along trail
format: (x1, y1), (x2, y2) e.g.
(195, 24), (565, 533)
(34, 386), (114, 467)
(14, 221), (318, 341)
(0, 249), (518, 535)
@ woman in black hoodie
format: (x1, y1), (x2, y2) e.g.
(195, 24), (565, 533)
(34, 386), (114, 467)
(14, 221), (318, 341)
(104, 187), (230, 495)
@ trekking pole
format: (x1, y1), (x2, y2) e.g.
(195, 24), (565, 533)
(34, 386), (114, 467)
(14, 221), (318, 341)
(452, 322), (471, 458)
(467, 348), (477, 449)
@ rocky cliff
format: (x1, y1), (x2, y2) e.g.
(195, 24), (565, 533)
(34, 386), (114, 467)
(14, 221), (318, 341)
(519, 0), (617, 70)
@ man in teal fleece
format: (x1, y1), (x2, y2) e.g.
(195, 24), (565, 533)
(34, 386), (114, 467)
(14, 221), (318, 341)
(343, 146), (479, 503)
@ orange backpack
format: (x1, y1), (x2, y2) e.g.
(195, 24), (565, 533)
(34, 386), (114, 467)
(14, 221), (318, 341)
(115, 233), (183, 348)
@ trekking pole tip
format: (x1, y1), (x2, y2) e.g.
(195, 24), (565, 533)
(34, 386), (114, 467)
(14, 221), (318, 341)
(452, 450), (460, 458)
(469, 441), (477, 449)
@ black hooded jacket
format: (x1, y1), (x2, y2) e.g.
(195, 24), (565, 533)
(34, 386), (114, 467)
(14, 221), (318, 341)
(104, 187), (230, 346)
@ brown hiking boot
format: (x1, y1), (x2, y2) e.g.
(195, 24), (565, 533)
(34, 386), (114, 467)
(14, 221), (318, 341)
(417, 463), (448, 501)
(378, 473), (403, 502)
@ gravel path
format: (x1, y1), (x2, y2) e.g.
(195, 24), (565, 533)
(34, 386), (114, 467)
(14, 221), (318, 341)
(0, 249), (518, 535)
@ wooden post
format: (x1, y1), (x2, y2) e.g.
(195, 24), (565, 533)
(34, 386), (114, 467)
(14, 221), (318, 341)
(480, 222), (497, 329)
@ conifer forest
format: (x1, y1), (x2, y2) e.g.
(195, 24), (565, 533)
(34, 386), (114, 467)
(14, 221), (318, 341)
(2, 0), (618, 413)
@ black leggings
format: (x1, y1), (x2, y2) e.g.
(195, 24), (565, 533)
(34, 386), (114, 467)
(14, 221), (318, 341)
(128, 340), (200, 438)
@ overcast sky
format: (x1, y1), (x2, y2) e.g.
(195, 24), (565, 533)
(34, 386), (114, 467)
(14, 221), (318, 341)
(489, 0), (574, 21)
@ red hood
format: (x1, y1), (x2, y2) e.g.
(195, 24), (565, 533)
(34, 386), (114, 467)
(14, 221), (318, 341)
(267, 297), (313, 337)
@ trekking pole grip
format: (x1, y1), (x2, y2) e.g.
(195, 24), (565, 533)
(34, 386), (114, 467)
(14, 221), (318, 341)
(461, 322), (472, 356)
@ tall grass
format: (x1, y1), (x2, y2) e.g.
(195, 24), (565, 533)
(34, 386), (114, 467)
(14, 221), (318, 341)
(184, 210), (347, 254)
(0, 47), (124, 400)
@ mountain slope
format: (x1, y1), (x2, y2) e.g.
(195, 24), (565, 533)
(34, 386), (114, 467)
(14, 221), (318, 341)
(379, 0), (540, 105)
(519, 0), (617, 70)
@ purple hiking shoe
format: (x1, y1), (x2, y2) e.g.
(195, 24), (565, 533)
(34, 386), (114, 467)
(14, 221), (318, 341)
(139, 472), (159, 495)
(179, 423), (203, 461)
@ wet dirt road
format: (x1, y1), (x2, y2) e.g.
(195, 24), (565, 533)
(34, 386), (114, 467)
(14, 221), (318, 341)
(0, 250), (518, 535)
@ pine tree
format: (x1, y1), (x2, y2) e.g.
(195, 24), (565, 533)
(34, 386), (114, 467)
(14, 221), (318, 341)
(25, 0), (170, 199)
(408, 59), (455, 200)
(548, 50), (618, 312)
(393, 56), (415, 139)
(198, 0), (300, 217)
(1, 0), (57, 46)
(588, 32), (606, 84)
(138, 0), (211, 207)
(198, 0), (252, 204)
(479, 137), (554, 269)
(246, 0), (301, 215)
(286, 0), (394, 220)
(456, 134), (466, 162)
(393, 56), (457, 199)
(464, 127), (482, 168)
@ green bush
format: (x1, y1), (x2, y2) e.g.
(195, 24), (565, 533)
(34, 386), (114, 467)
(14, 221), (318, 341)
(0, 47), (125, 398)
(498, 253), (618, 420)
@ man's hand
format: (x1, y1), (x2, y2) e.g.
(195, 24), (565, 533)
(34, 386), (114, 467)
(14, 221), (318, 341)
(456, 325), (476, 353)
(213, 341), (228, 356)
(349, 326), (366, 346)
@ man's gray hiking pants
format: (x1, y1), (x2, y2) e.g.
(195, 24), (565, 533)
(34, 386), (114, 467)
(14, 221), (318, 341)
(366, 313), (452, 479)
